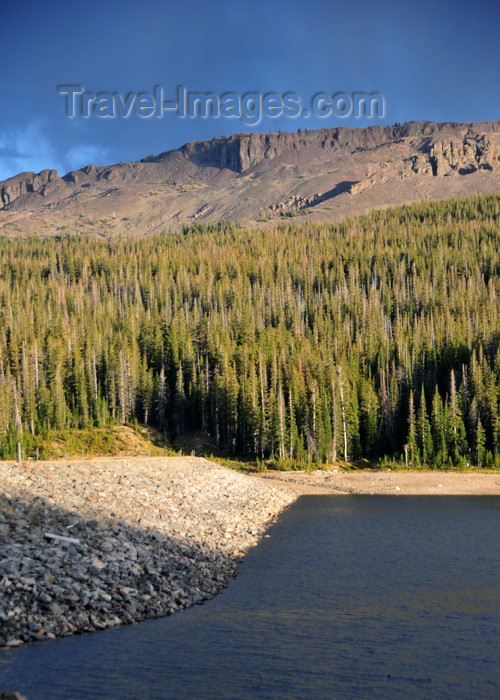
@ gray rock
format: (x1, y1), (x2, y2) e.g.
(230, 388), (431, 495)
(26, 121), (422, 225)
(0, 456), (296, 645)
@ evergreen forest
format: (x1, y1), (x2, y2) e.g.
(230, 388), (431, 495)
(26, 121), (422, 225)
(1, 194), (499, 468)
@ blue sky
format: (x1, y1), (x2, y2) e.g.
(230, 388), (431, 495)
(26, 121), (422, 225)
(0, 0), (498, 181)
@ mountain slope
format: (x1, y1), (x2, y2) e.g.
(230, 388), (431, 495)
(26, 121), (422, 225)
(1, 120), (500, 236)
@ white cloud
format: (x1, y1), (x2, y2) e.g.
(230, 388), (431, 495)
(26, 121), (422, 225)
(0, 121), (65, 181)
(66, 144), (109, 172)
(0, 121), (110, 182)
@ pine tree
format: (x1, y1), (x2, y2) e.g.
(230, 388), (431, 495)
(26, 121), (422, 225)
(359, 376), (379, 457)
(446, 370), (468, 465)
(474, 418), (486, 468)
(431, 386), (447, 466)
(417, 385), (433, 465)
(407, 391), (419, 466)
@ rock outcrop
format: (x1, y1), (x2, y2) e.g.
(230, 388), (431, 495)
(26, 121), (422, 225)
(404, 133), (500, 177)
(0, 170), (61, 208)
(1, 121), (499, 231)
(350, 174), (388, 195)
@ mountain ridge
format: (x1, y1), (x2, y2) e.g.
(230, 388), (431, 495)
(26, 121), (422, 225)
(1, 120), (499, 235)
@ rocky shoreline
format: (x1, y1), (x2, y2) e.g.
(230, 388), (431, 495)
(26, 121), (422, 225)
(0, 457), (297, 648)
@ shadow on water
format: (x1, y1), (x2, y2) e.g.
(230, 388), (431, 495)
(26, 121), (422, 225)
(1, 495), (499, 700)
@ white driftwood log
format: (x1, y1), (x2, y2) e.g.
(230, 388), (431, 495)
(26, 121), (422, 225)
(44, 533), (80, 544)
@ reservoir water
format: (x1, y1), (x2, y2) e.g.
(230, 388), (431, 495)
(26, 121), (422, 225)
(1, 496), (499, 699)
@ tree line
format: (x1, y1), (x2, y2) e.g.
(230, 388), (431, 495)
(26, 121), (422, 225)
(0, 194), (499, 467)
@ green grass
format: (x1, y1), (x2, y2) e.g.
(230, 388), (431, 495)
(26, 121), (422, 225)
(4, 424), (176, 461)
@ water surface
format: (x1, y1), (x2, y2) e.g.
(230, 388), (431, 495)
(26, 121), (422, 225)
(1, 496), (499, 699)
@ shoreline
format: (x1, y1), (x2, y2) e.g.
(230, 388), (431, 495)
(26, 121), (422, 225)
(2, 459), (499, 649)
(254, 469), (500, 495)
(0, 457), (297, 648)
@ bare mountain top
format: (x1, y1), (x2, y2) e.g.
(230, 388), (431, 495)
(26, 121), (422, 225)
(1, 120), (500, 236)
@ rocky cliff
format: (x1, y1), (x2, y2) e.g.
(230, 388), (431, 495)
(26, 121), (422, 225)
(166, 120), (500, 174)
(0, 169), (60, 208)
(1, 120), (499, 234)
